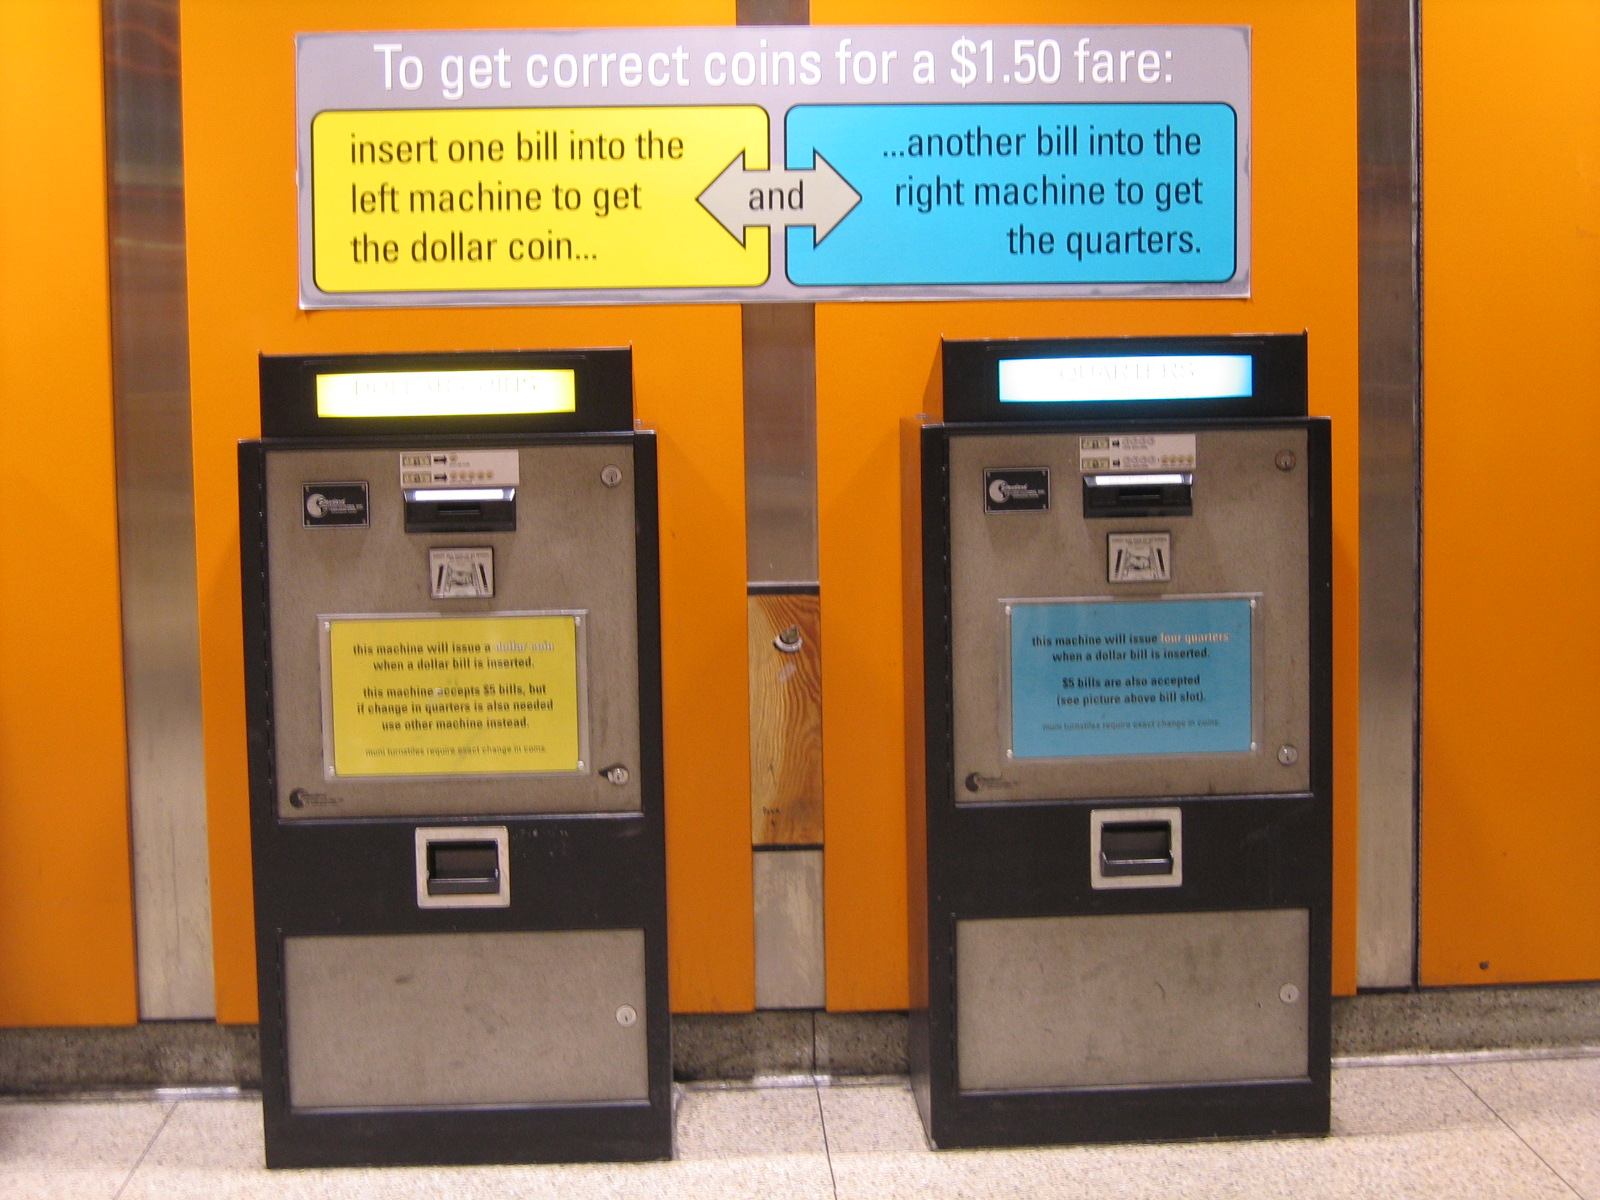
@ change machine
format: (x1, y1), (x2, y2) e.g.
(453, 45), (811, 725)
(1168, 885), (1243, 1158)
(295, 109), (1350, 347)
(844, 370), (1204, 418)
(239, 349), (669, 1167)
(905, 334), (1331, 1148)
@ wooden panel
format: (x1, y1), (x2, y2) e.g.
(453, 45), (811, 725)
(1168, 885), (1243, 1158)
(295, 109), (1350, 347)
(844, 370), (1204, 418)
(180, 0), (753, 1019)
(1419, 3), (1600, 985)
(749, 593), (824, 845)
(0, 0), (138, 1025)
(814, 0), (1362, 1009)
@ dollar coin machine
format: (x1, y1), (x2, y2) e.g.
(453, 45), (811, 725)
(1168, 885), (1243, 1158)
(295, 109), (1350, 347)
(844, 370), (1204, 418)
(240, 348), (669, 1167)
(905, 333), (1332, 1148)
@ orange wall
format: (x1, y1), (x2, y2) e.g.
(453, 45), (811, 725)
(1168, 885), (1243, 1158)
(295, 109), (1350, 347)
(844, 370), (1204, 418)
(1419, 4), (1600, 984)
(181, 0), (755, 1020)
(190, 3), (1361, 1021)
(10, 0), (1595, 1028)
(813, 0), (1362, 1006)
(0, 0), (139, 1025)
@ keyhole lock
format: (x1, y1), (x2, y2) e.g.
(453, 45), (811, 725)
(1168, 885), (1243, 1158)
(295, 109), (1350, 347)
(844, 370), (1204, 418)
(600, 465), (623, 487)
(601, 764), (630, 786)
(1275, 450), (1298, 472)
(774, 626), (803, 653)
(615, 1005), (638, 1027)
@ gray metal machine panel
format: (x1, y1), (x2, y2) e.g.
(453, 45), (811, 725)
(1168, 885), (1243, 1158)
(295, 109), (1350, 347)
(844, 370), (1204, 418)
(955, 909), (1309, 1092)
(266, 443), (641, 818)
(283, 929), (649, 1109)
(949, 429), (1310, 802)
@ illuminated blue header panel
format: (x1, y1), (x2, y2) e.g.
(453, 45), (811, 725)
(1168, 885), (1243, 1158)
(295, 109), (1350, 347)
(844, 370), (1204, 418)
(944, 334), (1303, 424)
(998, 354), (1254, 405)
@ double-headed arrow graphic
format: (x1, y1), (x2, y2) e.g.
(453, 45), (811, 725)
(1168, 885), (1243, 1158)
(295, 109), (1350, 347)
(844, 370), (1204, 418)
(697, 152), (862, 247)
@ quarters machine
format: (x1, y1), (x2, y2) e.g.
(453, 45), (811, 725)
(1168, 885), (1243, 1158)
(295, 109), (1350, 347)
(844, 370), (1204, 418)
(905, 334), (1332, 1147)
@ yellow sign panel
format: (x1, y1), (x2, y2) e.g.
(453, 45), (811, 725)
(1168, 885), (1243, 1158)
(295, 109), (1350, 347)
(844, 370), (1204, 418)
(311, 106), (769, 292)
(316, 369), (576, 418)
(324, 614), (582, 777)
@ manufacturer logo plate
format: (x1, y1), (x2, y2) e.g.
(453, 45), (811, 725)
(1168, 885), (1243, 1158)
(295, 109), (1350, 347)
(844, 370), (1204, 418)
(983, 468), (1050, 513)
(302, 482), (369, 528)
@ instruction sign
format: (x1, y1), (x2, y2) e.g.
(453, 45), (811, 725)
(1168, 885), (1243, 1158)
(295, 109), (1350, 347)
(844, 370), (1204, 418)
(322, 613), (583, 777)
(297, 26), (1249, 307)
(1008, 597), (1253, 758)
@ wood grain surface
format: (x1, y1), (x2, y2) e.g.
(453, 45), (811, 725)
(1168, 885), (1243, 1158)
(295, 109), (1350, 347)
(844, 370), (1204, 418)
(749, 592), (824, 845)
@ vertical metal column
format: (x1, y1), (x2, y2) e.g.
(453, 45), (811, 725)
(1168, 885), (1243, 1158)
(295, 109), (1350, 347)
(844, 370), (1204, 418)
(738, 0), (826, 1010)
(102, 0), (215, 1018)
(1356, 0), (1422, 988)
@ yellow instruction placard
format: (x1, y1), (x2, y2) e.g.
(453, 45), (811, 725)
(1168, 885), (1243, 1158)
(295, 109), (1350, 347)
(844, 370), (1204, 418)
(312, 106), (769, 292)
(324, 614), (582, 777)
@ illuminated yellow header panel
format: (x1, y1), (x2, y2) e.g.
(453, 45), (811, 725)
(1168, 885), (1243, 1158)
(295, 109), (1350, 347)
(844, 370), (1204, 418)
(316, 368), (576, 418)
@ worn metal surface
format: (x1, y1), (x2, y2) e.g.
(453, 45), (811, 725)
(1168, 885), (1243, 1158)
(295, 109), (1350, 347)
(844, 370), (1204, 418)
(103, 0), (215, 1020)
(283, 929), (649, 1109)
(1356, 0), (1422, 989)
(742, 305), (820, 586)
(947, 429), (1312, 802)
(956, 909), (1310, 1091)
(265, 444), (642, 818)
(753, 848), (826, 1009)
(738, 0), (808, 26)
(738, 0), (824, 1014)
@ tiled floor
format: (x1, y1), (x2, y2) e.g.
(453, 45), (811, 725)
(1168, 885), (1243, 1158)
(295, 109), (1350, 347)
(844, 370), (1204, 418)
(3, 1053), (1597, 1199)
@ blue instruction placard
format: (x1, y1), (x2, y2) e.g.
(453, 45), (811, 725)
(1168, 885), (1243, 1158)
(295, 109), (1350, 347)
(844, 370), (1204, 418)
(785, 102), (1236, 286)
(1009, 598), (1253, 759)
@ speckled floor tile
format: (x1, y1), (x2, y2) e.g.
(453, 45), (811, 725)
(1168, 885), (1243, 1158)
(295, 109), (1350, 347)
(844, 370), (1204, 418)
(0, 1098), (170, 1200)
(13, 1058), (1600, 1200)
(829, 1126), (1575, 1200)
(119, 1097), (835, 1200)
(818, 1081), (930, 1154)
(675, 1083), (827, 1159)
(0, 1098), (171, 1168)
(123, 1156), (837, 1200)
(1331, 1063), (1501, 1135)
(1451, 1055), (1600, 1198)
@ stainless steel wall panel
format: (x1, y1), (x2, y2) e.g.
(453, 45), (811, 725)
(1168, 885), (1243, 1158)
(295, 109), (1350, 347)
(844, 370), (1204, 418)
(738, 0), (808, 25)
(1356, 0), (1422, 988)
(102, 0), (215, 1020)
(742, 304), (819, 587)
(753, 848), (826, 1008)
(737, 1), (823, 1013)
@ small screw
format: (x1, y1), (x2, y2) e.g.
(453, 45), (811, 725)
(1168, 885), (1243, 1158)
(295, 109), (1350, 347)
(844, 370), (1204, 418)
(602, 764), (630, 786)
(600, 465), (623, 487)
(774, 626), (803, 653)
(1277, 745), (1299, 766)
(1280, 984), (1301, 1004)
(615, 1005), (638, 1027)
(1275, 451), (1297, 471)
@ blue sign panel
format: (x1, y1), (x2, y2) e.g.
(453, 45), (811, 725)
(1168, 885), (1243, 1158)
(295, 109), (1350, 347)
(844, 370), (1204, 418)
(1009, 597), (1253, 758)
(785, 102), (1237, 287)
